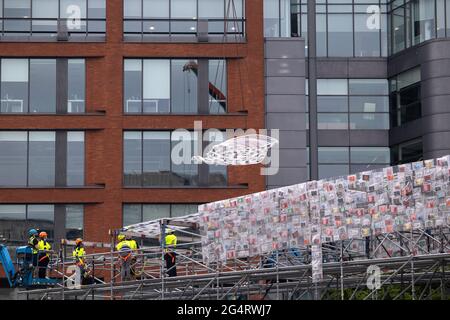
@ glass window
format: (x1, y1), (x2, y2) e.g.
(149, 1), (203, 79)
(328, 14), (353, 57)
(199, 0), (224, 18)
(317, 96), (348, 112)
(0, 205), (27, 247)
(171, 131), (198, 186)
(68, 59), (85, 113)
(28, 132), (55, 186)
(319, 164), (349, 179)
(32, 0), (58, 18)
(171, 204), (199, 217)
(447, 0), (450, 36)
(143, 0), (169, 18)
(0, 132), (27, 186)
(392, 139), (423, 164)
(1, 59), (29, 113)
(316, 14), (327, 56)
(437, 0), (446, 37)
(351, 147), (390, 164)
(124, 60), (143, 113)
(318, 147), (349, 164)
(171, 0), (197, 18)
(124, 132), (143, 187)
(143, 60), (170, 113)
(60, 0), (87, 19)
(4, 0), (31, 18)
(205, 130), (227, 186)
(124, 0), (142, 18)
(318, 113), (348, 130)
(349, 96), (389, 113)
(143, 204), (170, 221)
(123, 204), (142, 226)
(355, 13), (380, 57)
(88, 0), (106, 19)
(28, 205), (54, 239)
(317, 79), (348, 95)
(65, 205), (83, 239)
(349, 79), (388, 95)
(412, 0), (435, 45)
(264, 0), (280, 37)
(30, 59), (56, 113)
(143, 132), (171, 186)
(392, 7), (405, 53)
(171, 60), (198, 114)
(208, 60), (227, 114)
(349, 113), (389, 129)
(67, 132), (85, 186)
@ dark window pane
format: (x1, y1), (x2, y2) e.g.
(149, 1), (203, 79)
(0, 205), (27, 247)
(0, 132), (27, 186)
(171, 132), (198, 186)
(171, 204), (198, 217)
(30, 59), (56, 113)
(27, 205), (54, 239)
(28, 132), (55, 186)
(319, 164), (349, 179)
(68, 59), (85, 113)
(171, 60), (198, 113)
(124, 60), (142, 113)
(208, 60), (227, 114)
(65, 205), (83, 240)
(124, 132), (142, 186)
(1, 59), (29, 113)
(392, 7), (405, 53)
(318, 147), (349, 164)
(143, 204), (170, 221)
(123, 204), (142, 226)
(350, 147), (390, 164)
(67, 132), (85, 186)
(143, 132), (171, 186)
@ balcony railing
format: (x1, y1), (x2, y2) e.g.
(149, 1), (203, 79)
(0, 18), (106, 40)
(123, 18), (246, 41)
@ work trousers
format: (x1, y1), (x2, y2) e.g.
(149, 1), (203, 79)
(37, 255), (49, 278)
(164, 252), (177, 277)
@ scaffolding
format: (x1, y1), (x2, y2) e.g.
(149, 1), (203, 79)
(15, 222), (450, 300)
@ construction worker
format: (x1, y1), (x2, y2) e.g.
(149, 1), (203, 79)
(125, 235), (139, 279)
(37, 231), (51, 278)
(164, 228), (177, 277)
(72, 238), (91, 285)
(116, 234), (132, 281)
(27, 229), (39, 268)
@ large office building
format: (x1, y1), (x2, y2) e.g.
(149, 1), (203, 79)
(0, 0), (450, 263)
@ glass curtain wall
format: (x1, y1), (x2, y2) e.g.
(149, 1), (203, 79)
(390, 0), (450, 55)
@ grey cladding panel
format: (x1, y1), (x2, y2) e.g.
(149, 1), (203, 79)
(278, 131), (307, 148)
(267, 113), (305, 130)
(266, 77), (304, 95)
(278, 149), (307, 168)
(266, 95), (306, 113)
(267, 168), (309, 186)
(265, 39), (305, 59)
(265, 59), (306, 77)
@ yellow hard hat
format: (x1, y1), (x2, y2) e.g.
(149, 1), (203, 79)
(118, 234), (125, 241)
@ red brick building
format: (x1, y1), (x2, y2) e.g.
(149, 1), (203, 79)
(0, 0), (265, 250)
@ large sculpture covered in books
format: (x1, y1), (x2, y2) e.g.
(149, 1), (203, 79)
(198, 156), (450, 265)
